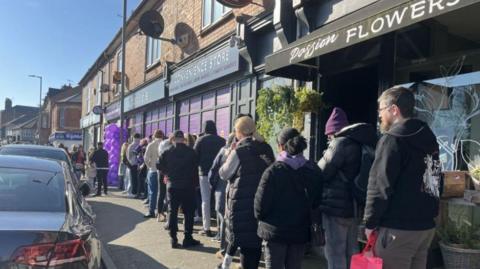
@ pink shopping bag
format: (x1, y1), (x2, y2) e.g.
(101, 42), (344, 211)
(350, 231), (383, 269)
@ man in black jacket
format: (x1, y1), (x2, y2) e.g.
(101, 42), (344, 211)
(194, 120), (225, 237)
(90, 142), (109, 196)
(364, 87), (441, 269)
(318, 107), (377, 269)
(158, 130), (201, 249)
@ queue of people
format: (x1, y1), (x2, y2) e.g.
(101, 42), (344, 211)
(70, 86), (441, 269)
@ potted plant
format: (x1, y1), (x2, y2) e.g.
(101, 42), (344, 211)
(437, 219), (480, 268)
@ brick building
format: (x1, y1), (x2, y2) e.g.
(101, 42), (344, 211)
(0, 98), (39, 144)
(80, 0), (281, 149)
(39, 86), (82, 146)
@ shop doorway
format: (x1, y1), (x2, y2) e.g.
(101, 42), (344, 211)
(323, 64), (379, 125)
(316, 65), (379, 159)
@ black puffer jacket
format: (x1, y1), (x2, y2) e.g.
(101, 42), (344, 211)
(255, 160), (322, 244)
(225, 138), (274, 248)
(318, 123), (377, 218)
(158, 143), (198, 189)
(194, 121), (226, 176)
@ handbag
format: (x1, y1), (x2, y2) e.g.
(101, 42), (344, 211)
(304, 184), (325, 247)
(310, 208), (325, 246)
(350, 231), (383, 269)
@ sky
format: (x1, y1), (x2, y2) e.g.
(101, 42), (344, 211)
(0, 0), (141, 110)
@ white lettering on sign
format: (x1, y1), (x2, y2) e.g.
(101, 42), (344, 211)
(287, 0), (463, 64)
(371, 17), (385, 33)
(385, 7), (408, 28)
(410, 1), (427, 19)
(289, 33), (338, 62)
(429, 0), (444, 13)
(446, 0), (460, 7)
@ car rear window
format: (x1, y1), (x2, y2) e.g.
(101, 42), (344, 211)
(0, 147), (69, 163)
(0, 168), (66, 212)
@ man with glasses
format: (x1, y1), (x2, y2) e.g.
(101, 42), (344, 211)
(364, 87), (441, 269)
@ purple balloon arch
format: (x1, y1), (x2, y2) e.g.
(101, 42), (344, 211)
(104, 124), (128, 186)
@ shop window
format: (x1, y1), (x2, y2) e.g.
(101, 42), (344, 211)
(202, 91), (215, 109)
(167, 103), (174, 116)
(202, 110), (215, 125)
(202, 0), (230, 28)
(166, 119), (173, 136)
(217, 87), (230, 105)
(189, 113), (201, 135)
(404, 68), (480, 171)
(179, 116), (188, 133)
(180, 100), (189, 114)
(146, 37), (161, 67)
(190, 96), (201, 112)
(216, 107), (230, 139)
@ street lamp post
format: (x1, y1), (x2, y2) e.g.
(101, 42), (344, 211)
(28, 75), (42, 144)
(119, 0), (127, 145)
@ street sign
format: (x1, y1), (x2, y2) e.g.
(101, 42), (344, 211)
(216, 0), (251, 8)
(92, 105), (104, 115)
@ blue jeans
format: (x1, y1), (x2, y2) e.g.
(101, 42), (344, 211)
(323, 214), (359, 269)
(147, 171), (159, 215)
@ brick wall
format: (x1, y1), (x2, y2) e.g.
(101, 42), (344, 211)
(82, 0), (273, 112)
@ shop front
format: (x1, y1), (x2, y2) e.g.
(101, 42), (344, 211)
(266, 0), (480, 159)
(168, 44), (250, 139)
(266, 0), (480, 266)
(105, 77), (166, 139)
(80, 112), (101, 151)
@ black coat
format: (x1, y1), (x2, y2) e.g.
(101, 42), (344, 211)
(225, 138), (274, 248)
(158, 143), (198, 189)
(364, 119), (440, 230)
(318, 123), (377, 218)
(255, 160), (322, 244)
(91, 148), (109, 168)
(194, 131), (226, 176)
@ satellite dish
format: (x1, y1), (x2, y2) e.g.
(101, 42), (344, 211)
(216, 0), (251, 8)
(139, 10), (165, 38)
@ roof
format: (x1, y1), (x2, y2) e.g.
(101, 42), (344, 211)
(2, 113), (38, 129)
(0, 155), (63, 173)
(12, 116), (37, 130)
(57, 93), (82, 103)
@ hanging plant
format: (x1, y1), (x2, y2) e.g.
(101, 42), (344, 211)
(293, 87), (323, 130)
(256, 85), (322, 145)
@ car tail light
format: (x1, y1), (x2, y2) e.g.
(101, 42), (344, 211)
(11, 239), (89, 266)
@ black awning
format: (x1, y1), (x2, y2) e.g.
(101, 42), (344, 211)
(266, 0), (480, 80)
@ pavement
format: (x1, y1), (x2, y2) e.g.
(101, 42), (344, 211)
(87, 189), (327, 269)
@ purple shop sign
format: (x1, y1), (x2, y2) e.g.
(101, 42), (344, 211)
(169, 47), (240, 96)
(105, 102), (120, 121)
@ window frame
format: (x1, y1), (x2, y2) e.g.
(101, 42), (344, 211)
(59, 107), (65, 129)
(146, 36), (162, 68)
(96, 71), (103, 106)
(201, 0), (231, 29)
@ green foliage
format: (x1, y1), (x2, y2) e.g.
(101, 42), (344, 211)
(256, 85), (322, 146)
(438, 219), (480, 249)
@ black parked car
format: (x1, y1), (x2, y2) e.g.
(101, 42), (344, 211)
(0, 144), (81, 187)
(0, 155), (101, 269)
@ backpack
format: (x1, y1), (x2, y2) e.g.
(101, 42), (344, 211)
(339, 143), (375, 207)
